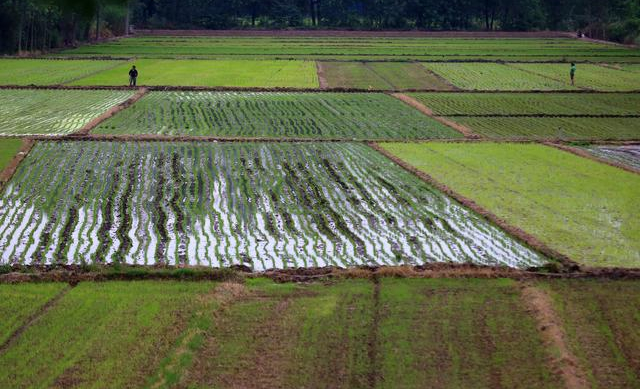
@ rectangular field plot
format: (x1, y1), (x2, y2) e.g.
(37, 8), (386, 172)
(0, 59), (125, 85)
(407, 93), (640, 116)
(543, 280), (640, 388)
(0, 89), (134, 136)
(581, 145), (640, 170)
(59, 36), (640, 62)
(319, 61), (456, 90)
(422, 63), (575, 91)
(0, 139), (23, 171)
(378, 278), (561, 389)
(0, 141), (546, 270)
(511, 63), (640, 91)
(450, 116), (640, 140)
(380, 142), (640, 267)
(94, 91), (460, 139)
(69, 59), (318, 88)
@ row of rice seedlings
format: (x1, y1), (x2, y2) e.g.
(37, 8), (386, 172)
(94, 91), (460, 139)
(581, 145), (640, 170)
(0, 141), (546, 269)
(0, 89), (133, 136)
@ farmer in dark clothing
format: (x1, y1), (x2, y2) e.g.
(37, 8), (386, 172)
(129, 65), (138, 86)
(570, 63), (576, 86)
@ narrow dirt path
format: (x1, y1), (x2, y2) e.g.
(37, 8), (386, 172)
(391, 93), (481, 138)
(0, 284), (73, 355)
(545, 142), (640, 176)
(316, 61), (329, 89)
(520, 284), (590, 389)
(0, 139), (35, 191)
(74, 87), (149, 135)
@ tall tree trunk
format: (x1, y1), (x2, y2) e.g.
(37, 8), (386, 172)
(125, 0), (130, 35)
(95, 3), (101, 41)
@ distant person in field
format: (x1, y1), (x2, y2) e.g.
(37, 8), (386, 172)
(129, 65), (138, 87)
(570, 63), (576, 86)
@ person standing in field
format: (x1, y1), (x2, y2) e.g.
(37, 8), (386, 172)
(570, 63), (576, 86)
(129, 65), (138, 87)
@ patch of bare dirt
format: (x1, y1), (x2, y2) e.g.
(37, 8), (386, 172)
(390, 93), (481, 138)
(520, 284), (590, 389)
(316, 61), (329, 89)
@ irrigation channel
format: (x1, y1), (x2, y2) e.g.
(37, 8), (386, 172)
(0, 141), (547, 270)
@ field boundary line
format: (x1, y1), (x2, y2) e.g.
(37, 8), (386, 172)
(519, 283), (590, 389)
(390, 93), (481, 138)
(316, 61), (329, 89)
(418, 63), (460, 91)
(368, 142), (579, 270)
(445, 113), (640, 118)
(0, 139), (35, 193)
(0, 284), (73, 356)
(544, 142), (640, 175)
(75, 87), (149, 135)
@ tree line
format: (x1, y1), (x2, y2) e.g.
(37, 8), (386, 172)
(1, 0), (639, 54)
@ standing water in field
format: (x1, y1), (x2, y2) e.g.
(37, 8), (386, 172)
(0, 141), (547, 270)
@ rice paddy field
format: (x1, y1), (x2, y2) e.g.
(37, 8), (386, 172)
(1, 32), (640, 389)
(93, 91), (459, 139)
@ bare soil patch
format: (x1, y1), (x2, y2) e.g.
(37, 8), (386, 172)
(316, 61), (328, 89)
(520, 284), (589, 389)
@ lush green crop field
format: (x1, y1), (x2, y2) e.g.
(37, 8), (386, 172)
(450, 116), (640, 140)
(69, 59), (319, 87)
(511, 63), (640, 91)
(621, 64), (640, 72)
(0, 89), (133, 136)
(0, 141), (546, 269)
(379, 278), (561, 389)
(94, 91), (459, 139)
(581, 145), (640, 169)
(0, 59), (125, 85)
(0, 281), (215, 388)
(0, 283), (67, 345)
(543, 280), (640, 388)
(0, 138), (23, 170)
(320, 61), (456, 90)
(59, 36), (640, 61)
(423, 63), (575, 90)
(380, 142), (640, 267)
(407, 92), (640, 115)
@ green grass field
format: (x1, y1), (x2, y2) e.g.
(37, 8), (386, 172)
(69, 59), (319, 87)
(59, 36), (640, 61)
(380, 142), (640, 267)
(407, 92), (640, 115)
(0, 59), (125, 85)
(379, 278), (561, 388)
(94, 91), (460, 139)
(320, 61), (456, 90)
(511, 63), (640, 91)
(0, 89), (133, 135)
(449, 116), (640, 140)
(0, 138), (23, 171)
(543, 280), (640, 387)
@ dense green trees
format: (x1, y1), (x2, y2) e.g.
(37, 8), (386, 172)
(1, 0), (639, 54)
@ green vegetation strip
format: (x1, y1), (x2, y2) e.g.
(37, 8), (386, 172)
(0, 141), (546, 269)
(94, 91), (459, 139)
(0, 138), (23, 171)
(0, 59), (126, 86)
(380, 142), (640, 267)
(0, 281), (215, 388)
(69, 59), (319, 88)
(59, 36), (640, 61)
(543, 280), (640, 387)
(511, 63), (640, 91)
(0, 89), (134, 136)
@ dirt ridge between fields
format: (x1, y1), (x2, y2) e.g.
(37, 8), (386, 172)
(0, 284), (73, 355)
(545, 142), (640, 175)
(75, 87), (149, 135)
(0, 139), (35, 193)
(316, 61), (329, 89)
(520, 284), (590, 389)
(368, 142), (579, 270)
(391, 93), (481, 138)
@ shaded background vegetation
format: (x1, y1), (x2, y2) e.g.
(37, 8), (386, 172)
(1, 0), (639, 54)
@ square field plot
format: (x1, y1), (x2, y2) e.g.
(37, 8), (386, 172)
(319, 62), (455, 90)
(511, 63), (640, 91)
(0, 141), (546, 270)
(0, 89), (134, 136)
(0, 59), (125, 85)
(94, 91), (461, 139)
(0, 138), (23, 171)
(580, 145), (640, 170)
(69, 59), (319, 88)
(380, 142), (640, 267)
